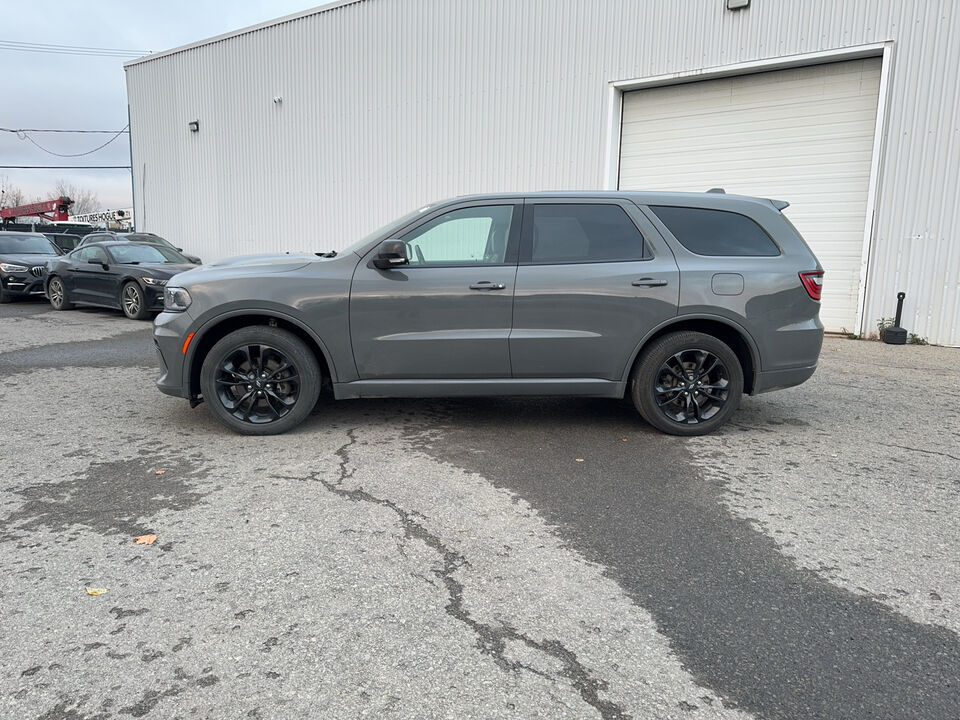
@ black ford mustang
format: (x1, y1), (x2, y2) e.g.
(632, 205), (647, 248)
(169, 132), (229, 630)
(0, 231), (62, 303)
(45, 241), (198, 320)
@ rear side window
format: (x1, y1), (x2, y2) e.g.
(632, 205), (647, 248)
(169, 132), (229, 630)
(525, 204), (648, 264)
(650, 206), (780, 257)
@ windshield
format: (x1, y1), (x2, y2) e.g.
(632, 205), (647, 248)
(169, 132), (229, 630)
(109, 244), (187, 264)
(0, 234), (59, 255)
(340, 204), (436, 256)
(125, 233), (177, 250)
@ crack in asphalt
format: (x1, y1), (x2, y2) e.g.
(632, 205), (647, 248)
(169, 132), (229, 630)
(278, 428), (631, 720)
(885, 443), (960, 463)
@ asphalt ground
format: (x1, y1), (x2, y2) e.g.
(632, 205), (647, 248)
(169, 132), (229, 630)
(1, 296), (958, 720)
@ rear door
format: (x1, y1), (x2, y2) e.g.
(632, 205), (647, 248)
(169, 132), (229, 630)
(350, 202), (521, 379)
(510, 199), (679, 380)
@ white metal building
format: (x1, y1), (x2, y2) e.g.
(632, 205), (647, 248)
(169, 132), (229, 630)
(124, 0), (960, 345)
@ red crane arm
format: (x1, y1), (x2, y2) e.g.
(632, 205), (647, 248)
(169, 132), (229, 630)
(0, 196), (74, 221)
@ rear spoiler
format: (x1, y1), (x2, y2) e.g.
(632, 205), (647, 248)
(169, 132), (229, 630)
(705, 188), (790, 211)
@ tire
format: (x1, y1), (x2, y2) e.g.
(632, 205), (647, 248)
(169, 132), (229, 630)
(200, 326), (321, 436)
(47, 276), (74, 310)
(120, 281), (150, 320)
(630, 331), (743, 436)
(0, 285), (10, 304)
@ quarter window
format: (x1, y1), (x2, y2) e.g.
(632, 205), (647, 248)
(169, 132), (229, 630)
(525, 204), (648, 264)
(401, 205), (514, 266)
(650, 206), (780, 257)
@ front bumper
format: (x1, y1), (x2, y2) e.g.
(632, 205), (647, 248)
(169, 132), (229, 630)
(154, 310), (193, 399)
(2, 272), (46, 297)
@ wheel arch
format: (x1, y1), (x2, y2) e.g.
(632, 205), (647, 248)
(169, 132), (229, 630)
(186, 310), (336, 400)
(622, 315), (760, 395)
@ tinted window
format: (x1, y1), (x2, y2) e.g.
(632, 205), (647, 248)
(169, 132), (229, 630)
(76, 246), (108, 263)
(651, 206), (780, 256)
(401, 205), (514, 266)
(526, 204), (647, 264)
(0, 234), (58, 254)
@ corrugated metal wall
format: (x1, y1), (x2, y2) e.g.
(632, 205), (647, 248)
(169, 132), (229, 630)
(125, 0), (960, 346)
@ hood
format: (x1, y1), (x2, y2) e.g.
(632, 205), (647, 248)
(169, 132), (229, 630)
(166, 253), (317, 287)
(0, 253), (58, 268)
(128, 263), (198, 278)
(204, 253), (319, 269)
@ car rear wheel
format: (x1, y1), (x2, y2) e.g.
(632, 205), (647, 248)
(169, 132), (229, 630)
(200, 326), (321, 436)
(48, 276), (74, 310)
(631, 331), (743, 436)
(121, 281), (150, 320)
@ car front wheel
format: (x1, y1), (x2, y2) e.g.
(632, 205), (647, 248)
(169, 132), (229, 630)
(48, 276), (74, 310)
(121, 281), (150, 320)
(199, 326), (321, 436)
(631, 330), (743, 436)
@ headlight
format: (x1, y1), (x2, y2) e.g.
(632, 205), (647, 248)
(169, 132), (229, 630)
(163, 286), (192, 312)
(142, 276), (167, 286)
(0, 263), (28, 272)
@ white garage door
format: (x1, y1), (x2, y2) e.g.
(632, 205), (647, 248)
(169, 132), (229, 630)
(619, 58), (882, 332)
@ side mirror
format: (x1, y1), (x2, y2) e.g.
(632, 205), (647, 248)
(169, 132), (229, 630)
(372, 239), (409, 270)
(88, 258), (108, 270)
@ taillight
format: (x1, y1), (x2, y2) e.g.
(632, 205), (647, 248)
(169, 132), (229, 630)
(799, 271), (824, 301)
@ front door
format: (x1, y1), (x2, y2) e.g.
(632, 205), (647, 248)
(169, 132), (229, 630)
(510, 199), (680, 380)
(350, 202), (521, 379)
(69, 245), (114, 305)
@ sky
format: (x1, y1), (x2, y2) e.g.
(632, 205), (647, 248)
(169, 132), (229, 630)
(0, 0), (324, 212)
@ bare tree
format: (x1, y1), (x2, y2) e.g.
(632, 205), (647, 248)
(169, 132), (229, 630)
(0, 175), (24, 209)
(54, 180), (100, 214)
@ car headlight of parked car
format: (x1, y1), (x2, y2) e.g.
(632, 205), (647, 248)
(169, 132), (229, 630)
(0, 263), (28, 272)
(142, 276), (167, 286)
(163, 286), (191, 312)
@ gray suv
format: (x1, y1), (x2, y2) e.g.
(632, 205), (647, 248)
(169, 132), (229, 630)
(154, 192), (824, 436)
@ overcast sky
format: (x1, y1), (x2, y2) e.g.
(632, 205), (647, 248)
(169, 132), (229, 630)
(1, 0), (322, 211)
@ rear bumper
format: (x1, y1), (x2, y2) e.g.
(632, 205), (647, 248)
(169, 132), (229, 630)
(752, 363), (818, 394)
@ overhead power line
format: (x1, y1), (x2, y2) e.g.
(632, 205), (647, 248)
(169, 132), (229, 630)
(0, 165), (131, 169)
(4, 125), (130, 158)
(0, 39), (150, 58)
(0, 127), (130, 134)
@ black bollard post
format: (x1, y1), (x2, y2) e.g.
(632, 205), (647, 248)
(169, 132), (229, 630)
(884, 292), (908, 345)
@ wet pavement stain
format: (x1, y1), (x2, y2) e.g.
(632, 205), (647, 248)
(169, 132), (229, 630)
(418, 396), (960, 720)
(1, 451), (209, 543)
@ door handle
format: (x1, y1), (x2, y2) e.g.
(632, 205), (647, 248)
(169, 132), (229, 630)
(631, 278), (668, 287)
(469, 281), (506, 291)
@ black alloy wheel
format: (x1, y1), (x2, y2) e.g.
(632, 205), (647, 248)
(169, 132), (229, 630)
(654, 349), (729, 423)
(48, 276), (73, 310)
(121, 281), (149, 320)
(215, 344), (301, 424)
(631, 330), (743, 436)
(200, 325), (321, 435)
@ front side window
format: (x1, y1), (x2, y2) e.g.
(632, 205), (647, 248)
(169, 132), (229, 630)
(76, 246), (108, 264)
(401, 205), (514, 266)
(650, 206), (780, 257)
(525, 204), (648, 264)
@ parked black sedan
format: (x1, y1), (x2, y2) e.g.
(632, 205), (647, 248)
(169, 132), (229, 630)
(45, 241), (197, 320)
(0, 231), (62, 303)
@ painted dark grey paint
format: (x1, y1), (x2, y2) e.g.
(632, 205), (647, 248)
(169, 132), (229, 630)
(153, 191), (823, 405)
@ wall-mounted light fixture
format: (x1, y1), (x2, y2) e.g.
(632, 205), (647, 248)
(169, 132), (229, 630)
(188, 120), (200, 132)
(726, 0), (750, 9)
(273, 96), (283, 105)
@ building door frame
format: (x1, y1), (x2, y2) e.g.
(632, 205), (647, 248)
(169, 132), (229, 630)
(602, 41), (895, 337)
